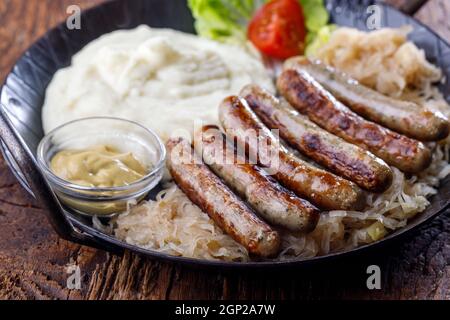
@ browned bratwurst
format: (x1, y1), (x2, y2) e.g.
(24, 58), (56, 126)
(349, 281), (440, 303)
(284, 57), (450, 142)
(166, 137), (280, 257)
(218, 96), (366, 211)
(240, 84), (393, 192)
(277, 69), (432, 174)
(194, 125), (320, 232)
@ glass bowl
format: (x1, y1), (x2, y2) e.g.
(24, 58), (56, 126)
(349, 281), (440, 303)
(37, 117), (166, 216)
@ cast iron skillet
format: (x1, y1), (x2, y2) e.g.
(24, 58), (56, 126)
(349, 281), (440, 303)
(1, 0), (450, 269)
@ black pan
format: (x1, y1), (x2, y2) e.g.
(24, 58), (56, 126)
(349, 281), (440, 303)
(1, 0), (450, 269)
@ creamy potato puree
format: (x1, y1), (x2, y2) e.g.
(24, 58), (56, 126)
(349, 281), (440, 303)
(42, 26), (274, 141)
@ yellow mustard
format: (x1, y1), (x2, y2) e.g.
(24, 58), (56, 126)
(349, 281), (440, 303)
(50, 145), (147, 188)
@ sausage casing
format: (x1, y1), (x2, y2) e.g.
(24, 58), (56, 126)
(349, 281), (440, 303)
(284, 57), (450, 142)
(166, 137), (280, 257)
(218, 95), (366, 211)
(240, 84), (393, 192)
(277, 69), (432, 173)
(194, 125), (320, 232)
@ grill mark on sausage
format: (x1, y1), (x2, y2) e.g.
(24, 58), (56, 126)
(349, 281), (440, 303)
(166, 137), (280, 257)
(277, 69), (432, 173)
(285, 57), (450, 142)
(196, 125), (320, 232)
(219, 95), (366, 211)
(241, 84), (393, 192)
(302, 133), (376, 186)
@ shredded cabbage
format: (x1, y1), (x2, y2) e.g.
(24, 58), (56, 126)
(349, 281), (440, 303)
(114, 184), (249, 261)
(312, 27), (442, 97)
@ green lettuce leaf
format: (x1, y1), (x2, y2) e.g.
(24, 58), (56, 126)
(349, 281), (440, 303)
(305, 24), (337, 57)
(188, 0), (330, 52)
(188, 0), (267, 44)
(300, 0), (329, 33)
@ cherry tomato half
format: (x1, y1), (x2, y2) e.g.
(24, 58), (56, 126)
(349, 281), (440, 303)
(248, 0), (307, 59)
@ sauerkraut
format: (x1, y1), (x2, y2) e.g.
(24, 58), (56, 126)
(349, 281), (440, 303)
(313, 27), (442, 98)
(114, 184), (249, 261)
(113, 27), (450, 261)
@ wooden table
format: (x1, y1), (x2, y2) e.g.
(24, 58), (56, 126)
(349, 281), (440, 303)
(1, 0), (449, 300)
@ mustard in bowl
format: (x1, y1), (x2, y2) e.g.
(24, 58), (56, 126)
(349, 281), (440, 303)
(37, 117), (165, 216)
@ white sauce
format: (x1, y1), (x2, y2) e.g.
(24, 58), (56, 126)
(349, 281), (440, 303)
(42, 26), (274, 141)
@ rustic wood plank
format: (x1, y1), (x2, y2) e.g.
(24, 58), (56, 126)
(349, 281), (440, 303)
(415, 0), (450, 41)
(385, 0), (428, 14)
(0, 0), (107, 300)
(1, 0), (450, 300)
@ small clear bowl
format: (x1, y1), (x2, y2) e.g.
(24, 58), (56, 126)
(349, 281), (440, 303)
(37, 117), (166, 216)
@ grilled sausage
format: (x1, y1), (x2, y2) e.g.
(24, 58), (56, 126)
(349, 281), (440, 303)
(240, 84), (393, 192)
(218, 96), (366, 211)
(277, 69), (432, 173)
(284, 57), (450, 142)
(166, 137), (280, 257)
(194, 125), (320, 232)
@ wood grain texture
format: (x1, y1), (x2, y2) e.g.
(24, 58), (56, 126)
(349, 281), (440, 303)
(0, 0), (449, 300)
(0, 0), (106, 300)
(385, 0), (428, 14)
(416, 0), (450, 41)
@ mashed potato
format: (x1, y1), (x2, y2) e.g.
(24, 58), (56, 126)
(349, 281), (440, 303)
(42, 25), (274, 141)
